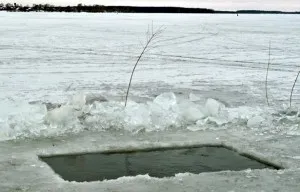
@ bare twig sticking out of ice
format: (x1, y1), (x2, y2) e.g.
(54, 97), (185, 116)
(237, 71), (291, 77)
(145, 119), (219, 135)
(290, 70), (300, 108)
(124, 24), (165, 107)
(265, 41), (271, 106)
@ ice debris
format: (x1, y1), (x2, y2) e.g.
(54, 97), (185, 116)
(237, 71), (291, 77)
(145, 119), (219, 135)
(189, 93), (202, 102)
(43, 92), (232, 132)
(0, 92), (288, 140)
(247, 116), (265, 128)
(205, 98), (226, 117)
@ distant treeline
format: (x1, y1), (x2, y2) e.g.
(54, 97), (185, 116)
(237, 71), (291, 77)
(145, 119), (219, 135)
(0, 3), (299, 14)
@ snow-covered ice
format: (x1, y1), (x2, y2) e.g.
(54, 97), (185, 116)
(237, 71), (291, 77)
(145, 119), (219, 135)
(0, 12), (300, 191)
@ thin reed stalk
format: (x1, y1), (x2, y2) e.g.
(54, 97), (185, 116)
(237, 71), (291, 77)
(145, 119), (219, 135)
(265, 41), (271, 106)
(290, 70), (300, 108)
(124, 25), (164, 107)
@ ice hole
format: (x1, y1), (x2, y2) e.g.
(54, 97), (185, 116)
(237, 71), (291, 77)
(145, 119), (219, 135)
(39, 145), (282, 182)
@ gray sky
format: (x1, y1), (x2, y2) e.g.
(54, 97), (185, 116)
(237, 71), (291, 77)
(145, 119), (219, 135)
(1, 0), (299, 11)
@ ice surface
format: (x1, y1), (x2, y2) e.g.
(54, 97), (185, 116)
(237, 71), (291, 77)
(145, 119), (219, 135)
(1, 126), (300, 192)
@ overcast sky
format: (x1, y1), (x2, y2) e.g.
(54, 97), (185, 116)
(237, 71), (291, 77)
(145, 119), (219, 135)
(1, 0), (299, 11)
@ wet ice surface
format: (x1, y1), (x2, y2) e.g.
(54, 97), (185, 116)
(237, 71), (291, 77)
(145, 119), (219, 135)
(1, 12), (300, 191)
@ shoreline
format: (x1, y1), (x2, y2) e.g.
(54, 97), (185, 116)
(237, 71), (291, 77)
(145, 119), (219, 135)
(0, 5), (299, 14)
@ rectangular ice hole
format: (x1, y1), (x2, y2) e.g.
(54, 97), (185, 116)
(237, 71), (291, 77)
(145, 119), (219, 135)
(39, 146), (282, 182)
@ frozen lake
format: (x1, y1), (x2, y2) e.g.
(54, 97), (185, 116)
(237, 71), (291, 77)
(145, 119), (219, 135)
(0, 12), (300, 191)
(1, 12), (300, 103)
(1, 12), (300, 139)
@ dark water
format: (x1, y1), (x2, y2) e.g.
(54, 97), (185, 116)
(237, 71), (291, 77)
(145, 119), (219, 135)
(40, 146), (280, 182)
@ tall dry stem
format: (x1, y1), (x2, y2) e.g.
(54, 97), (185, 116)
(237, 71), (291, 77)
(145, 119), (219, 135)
(124, 25), (164, 107)
(265, 41), (271, 106)
(290, 70), (300, 108)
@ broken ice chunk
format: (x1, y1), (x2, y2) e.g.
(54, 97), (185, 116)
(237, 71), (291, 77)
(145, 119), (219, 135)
(205, 98), (226, 117)
(178, 100), (206, 122)
(247, 116), (264, 128)
(189, 93), (202, 102)
(153, 92), (177, 110)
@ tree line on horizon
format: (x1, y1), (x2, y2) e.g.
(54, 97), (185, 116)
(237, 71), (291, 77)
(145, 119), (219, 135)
(0, 3), (215, 13)
(0, 3), (299, 14)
